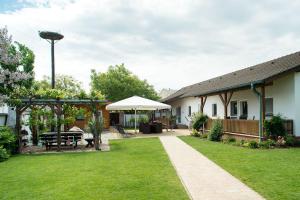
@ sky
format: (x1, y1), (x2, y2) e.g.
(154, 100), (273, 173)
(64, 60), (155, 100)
(1, 0), (300, 92)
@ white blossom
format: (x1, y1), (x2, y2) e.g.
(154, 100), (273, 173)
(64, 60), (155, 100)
(0, 27), (32, 105)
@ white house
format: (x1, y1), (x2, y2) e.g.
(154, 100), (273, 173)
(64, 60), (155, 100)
(162, 51), (300, 138)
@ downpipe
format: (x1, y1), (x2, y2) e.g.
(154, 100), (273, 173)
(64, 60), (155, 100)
(251, 83), (263, 143)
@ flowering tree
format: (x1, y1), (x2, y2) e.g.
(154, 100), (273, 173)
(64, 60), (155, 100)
(0, 27), (34, 105)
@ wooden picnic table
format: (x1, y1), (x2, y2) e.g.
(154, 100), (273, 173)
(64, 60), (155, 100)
(40, 131), (83, 150)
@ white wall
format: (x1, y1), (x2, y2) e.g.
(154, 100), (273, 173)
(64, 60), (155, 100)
(203, 95), (224, 118)
(266, 73), (295, 120)
(170, 97), (200, 125)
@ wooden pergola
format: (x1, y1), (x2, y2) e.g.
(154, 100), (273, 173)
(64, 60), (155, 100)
(15, 98), (108, 152)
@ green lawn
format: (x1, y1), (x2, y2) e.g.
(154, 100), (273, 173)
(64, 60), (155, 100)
(0, 138), (188, 200)
(180, 136), (300, 200)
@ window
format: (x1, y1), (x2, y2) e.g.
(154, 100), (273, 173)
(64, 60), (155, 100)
(240, 101), (248, 119)
(188, 106), (192, 116)
(230, 101), (238, 117)
(212, 104), (217, 117)
(176, 107), (181, 123)
(265, 98), (273, 117)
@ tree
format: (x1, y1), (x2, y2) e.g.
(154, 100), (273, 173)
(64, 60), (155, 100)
(34, 74), (86, 98)
(0, 27), (34, 105)
(90, 64), (159, 102)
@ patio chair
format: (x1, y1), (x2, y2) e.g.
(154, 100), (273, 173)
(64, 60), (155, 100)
(115, 124), (129, 138)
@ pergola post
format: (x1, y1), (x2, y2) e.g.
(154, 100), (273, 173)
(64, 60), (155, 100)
(15, 106), (22, 153)
(94, 103), (101, 150)
(219, 91), (233, 119)
(15, 105), (29, 153)
(55, 103), (62, 151)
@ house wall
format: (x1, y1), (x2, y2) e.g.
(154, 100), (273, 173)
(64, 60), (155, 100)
(266, 73), (295, 120)
(170, 97), (200, 126)
(168, 72), (300, 136)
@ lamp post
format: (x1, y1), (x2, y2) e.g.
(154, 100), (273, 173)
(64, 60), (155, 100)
(39, 31), (64, 89)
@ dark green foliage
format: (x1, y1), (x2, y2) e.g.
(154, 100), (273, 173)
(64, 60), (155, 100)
(259, 139), (276, 149)
(248, 141), (259, 149)
(0, 126), (16, 161)
(90, 64), (159, 102)
(208, 119), (223, 141)
(264, 114), (286, 139)
(0, 146), (9, 162)
(191, 112), (208, 131)
(285, 135), (298, 147)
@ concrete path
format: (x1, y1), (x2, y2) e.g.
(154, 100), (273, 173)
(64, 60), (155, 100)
(159, 136), (264, 200)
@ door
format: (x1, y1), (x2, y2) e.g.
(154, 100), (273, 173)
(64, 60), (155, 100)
(176, 107), (181, 123)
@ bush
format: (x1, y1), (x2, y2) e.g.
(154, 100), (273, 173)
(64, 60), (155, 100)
(259, 139), (276, 149)
(200, 133), (209, 139)
(190, 129), (200, 137)
(285, 135), (297, 147)
(264, 114), (286, 139)
(191, 112), (208, 131)
(0, 146), (9, 162)
(248, 141), (259, 149)
(222, 137), (236, 144)
(0, 126), (16, 154)
(208, 119), (223, 141)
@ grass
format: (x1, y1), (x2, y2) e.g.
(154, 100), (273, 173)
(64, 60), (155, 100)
(179, 136), (300, 200)
(0, 138), (188, 200)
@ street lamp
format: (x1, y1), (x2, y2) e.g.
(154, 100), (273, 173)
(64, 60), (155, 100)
(39, 31), (64, 89)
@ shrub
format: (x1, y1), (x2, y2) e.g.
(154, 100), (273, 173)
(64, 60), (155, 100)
(208, 119), (223, 141)
(190, 129), (200, 137)
(0, 126), (16, 154)
(222, 137), (236, 144)
(0, 146), (9, 162)
(285, 135), (297, 147)
(259, 139), (276, 149)
(248, 141), (259, 149)
(264, 114), (286, 139)
(200, 133), (209, 139)
(191, 112), (208, 131)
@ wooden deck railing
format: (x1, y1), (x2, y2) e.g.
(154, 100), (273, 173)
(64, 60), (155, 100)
(205, 119), (293, 136)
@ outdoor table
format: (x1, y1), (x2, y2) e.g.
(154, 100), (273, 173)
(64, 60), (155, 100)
(85, 138), (94, 148)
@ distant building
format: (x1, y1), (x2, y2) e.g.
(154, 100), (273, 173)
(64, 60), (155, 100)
(158, 88), (176, 99)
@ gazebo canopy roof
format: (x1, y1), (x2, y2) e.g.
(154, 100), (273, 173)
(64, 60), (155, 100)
(106, 96), (171, 111)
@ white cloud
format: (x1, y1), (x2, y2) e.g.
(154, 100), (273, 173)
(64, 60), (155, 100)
(1, 0), (300, 91)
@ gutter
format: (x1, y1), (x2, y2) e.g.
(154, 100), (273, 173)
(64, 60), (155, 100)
(251, 81), (264, 142)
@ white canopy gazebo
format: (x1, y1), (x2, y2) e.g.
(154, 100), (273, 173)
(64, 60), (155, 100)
(106, 96), (171, 133)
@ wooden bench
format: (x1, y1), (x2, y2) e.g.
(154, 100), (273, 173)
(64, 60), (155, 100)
(40, 131), (83, 150)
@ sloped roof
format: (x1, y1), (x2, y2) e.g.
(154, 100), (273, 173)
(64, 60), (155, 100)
(162, 51), (300, 103)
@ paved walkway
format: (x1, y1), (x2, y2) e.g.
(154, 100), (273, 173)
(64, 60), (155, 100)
(159, 136), (264, 200)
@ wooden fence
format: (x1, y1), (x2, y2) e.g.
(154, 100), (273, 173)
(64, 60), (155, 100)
(205, 119), (293, 136)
